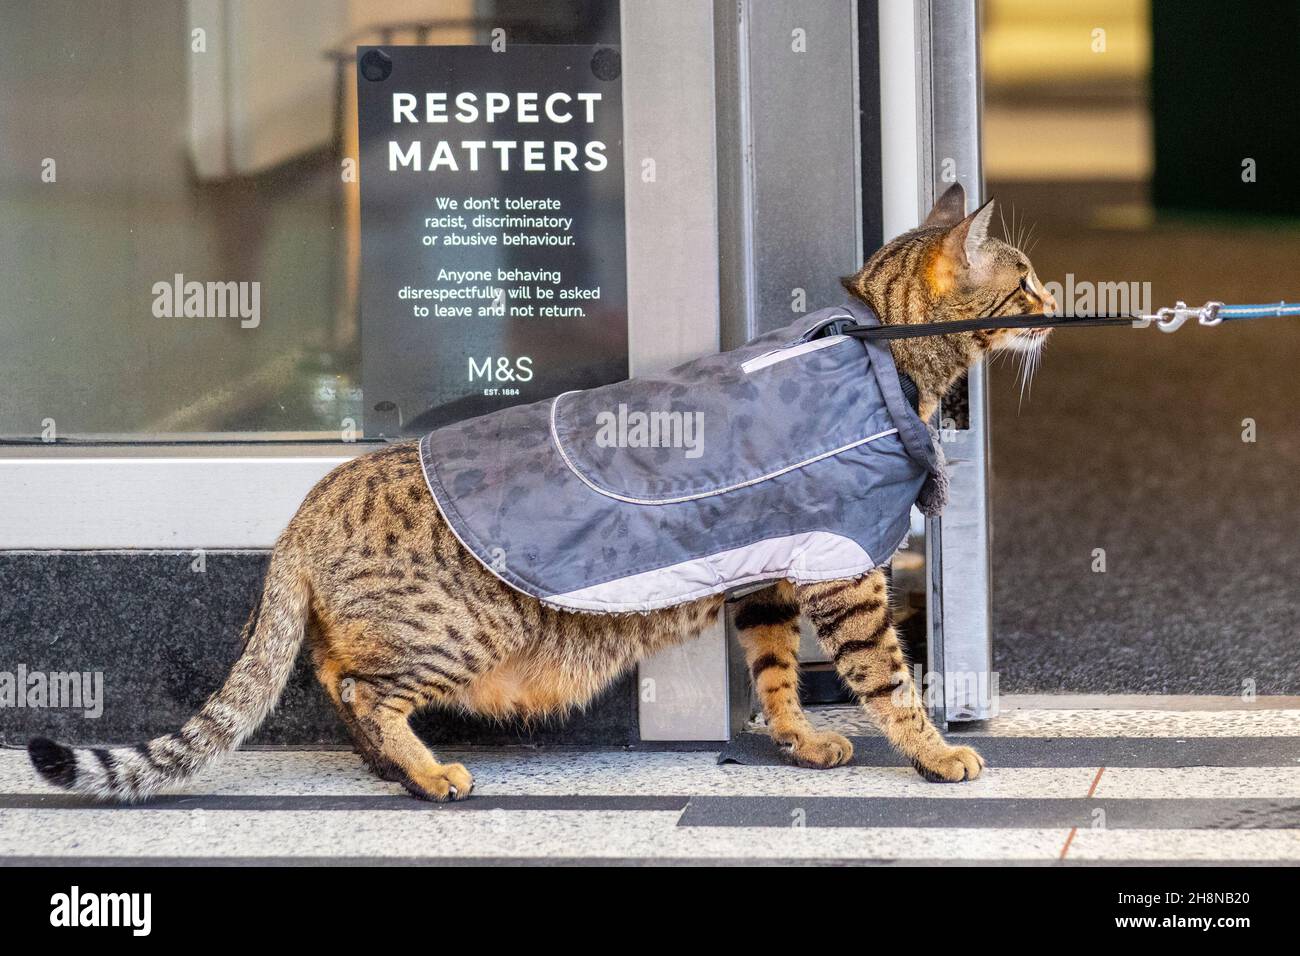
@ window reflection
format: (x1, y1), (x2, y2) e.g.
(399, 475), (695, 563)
(0, 0), (616, 441)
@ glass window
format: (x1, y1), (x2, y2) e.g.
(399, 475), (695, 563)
(0, 0), (618, 442)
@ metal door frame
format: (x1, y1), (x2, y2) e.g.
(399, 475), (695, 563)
(713, 0), (994, 730)
(627, 0), (995, 739)
(914, 0), (994, 724)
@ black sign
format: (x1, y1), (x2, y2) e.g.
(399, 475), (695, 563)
(356, 44), (628, 437)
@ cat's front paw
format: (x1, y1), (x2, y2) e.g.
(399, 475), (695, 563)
(779, 729), (854, 769)
(405, 762), (475, 802)
(911, 744), (984, 783)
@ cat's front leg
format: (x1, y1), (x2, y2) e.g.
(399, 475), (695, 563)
(796, 571), (984, 782)
(732, 582), (853, 768)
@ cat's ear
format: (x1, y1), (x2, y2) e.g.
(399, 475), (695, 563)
(943, 198), (996, 266)
(923, 182), (968, 227)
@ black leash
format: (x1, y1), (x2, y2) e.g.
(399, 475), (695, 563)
(842, 312), (1138, 342)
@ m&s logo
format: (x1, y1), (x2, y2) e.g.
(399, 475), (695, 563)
(468, 356), (533, 383)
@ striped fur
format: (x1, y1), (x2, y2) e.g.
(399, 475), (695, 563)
(798, 573), (982, 781)
(29, 537), (310, 800)
(842, 183), (1055, 420)
(734, 582), (853, 768)
(29, 183), (1048, 801)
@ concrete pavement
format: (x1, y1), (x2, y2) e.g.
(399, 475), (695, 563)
(1, 699), (1297, 865)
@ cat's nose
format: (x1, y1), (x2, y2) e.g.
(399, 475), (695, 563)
(1041, 290), (1058, 316)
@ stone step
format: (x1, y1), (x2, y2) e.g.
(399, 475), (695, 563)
(0, 552), (636, 748)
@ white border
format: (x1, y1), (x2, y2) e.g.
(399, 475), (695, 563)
(551, 531), (876, 613)
(739, 330), (850, 373)
(0, 448), (356, 549)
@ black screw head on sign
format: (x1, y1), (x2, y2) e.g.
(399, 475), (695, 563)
(590, 47), (621, 81)
(360, 49), (392, 82)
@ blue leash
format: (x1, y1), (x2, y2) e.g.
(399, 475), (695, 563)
(1216, 302), (1300, 319)
(1136, 300), (1299, 332)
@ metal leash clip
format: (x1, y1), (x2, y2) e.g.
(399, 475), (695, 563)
(1198, 301), (1224, 326)
(1135, 300), (1223, 333)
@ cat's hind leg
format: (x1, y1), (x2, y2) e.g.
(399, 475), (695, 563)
(796, 570), (984, 782)
(311, 642), (403, 783)
(343, 677), (474, 801)
(732, 582), (853, 768)
(309, 621), (475, 799)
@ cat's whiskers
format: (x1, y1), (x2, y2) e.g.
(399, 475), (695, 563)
(1013, 331), (1046, 411)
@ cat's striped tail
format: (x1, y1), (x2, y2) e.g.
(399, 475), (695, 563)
(27, 538), (311, 802)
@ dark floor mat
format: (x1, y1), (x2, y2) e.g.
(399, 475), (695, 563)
(678, 796), (1300, 829)
(988, 180), (1300, 694)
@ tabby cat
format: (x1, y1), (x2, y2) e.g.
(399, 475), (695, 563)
(29, 183), (1055, 801)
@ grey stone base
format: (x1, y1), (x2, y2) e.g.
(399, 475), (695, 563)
(0, 552), (637, 748)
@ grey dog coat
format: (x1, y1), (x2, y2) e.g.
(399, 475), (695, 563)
(419, 298), (944, 614)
